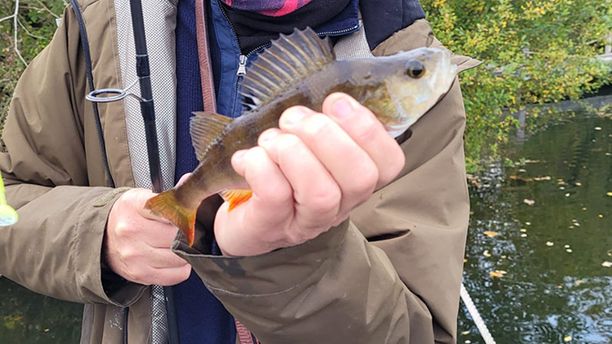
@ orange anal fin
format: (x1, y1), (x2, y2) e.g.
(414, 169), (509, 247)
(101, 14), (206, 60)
(220, 189), (253, 211)
(145, 190), (197, 246)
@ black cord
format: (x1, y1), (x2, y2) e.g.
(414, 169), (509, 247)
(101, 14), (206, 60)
(70, 0), (115, 189)
(128, 1), (179, 343)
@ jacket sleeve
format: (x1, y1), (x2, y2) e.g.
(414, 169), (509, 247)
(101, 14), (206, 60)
(175, 20), (475, 344)
(0, 6), (143, 306)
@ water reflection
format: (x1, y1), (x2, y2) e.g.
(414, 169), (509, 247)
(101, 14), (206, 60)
(0, 277), (81, 343)
(460, 110), (611, 343)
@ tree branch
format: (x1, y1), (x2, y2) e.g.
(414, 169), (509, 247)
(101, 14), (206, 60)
(0, 0), (27, 67)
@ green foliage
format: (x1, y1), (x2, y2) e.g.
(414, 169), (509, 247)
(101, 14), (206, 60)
(1, 0), (611, 171)
(421, 0), (612, 171)
(0, 0), (65, 125)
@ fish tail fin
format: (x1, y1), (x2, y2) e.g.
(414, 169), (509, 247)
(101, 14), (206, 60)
(145, 190), (197, 246)
(220, 189), (253, 211)
(0, 204), (18, 226)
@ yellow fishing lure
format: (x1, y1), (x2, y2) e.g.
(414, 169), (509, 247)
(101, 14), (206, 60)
(0, 174), (18, 226)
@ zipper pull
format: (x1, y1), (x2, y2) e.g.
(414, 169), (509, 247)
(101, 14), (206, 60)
(237, 55), (247, 76)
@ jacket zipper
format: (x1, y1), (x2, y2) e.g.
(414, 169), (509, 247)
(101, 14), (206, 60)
(316, 22), (361, 38)
(237, 42), (272, 77)
(221, 0), (360, 114)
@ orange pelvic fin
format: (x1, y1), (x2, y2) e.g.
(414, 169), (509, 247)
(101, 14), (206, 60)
(220, 189), (253, 211)
(145, 190), (197, 246)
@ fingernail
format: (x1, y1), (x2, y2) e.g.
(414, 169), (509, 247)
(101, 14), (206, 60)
(232, 150), (246, 163)
(259, 129), (279, 145)
(330, 94), (356, 118)
(281, 107), (308, 127)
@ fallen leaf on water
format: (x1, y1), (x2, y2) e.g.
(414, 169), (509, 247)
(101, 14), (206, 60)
(602, 261), (612, 268)
(523, 199), (536, 206)
(509, 175), (533, 184)
(564, 335), (572, 342)
(489, 270), (507, 278)
(484, 231), (499, 238)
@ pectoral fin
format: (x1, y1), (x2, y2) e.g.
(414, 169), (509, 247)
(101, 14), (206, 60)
(220, 189), (253, 211)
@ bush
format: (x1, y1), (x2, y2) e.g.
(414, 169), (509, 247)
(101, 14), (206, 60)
(421, 0), (612, 171)
(1, 0), (611, 171)
(1, 0), (63, 128)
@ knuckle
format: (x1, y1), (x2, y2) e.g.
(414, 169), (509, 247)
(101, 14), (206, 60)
(303, 114), (335, 137)
(275, 134), (303, 159)
(380, 150), (406, 184)
(114, 221), (135, 238)
(351, 116), (381, 142)
(307, 187), (341, 214)
(119, 246), (139, 263)
(348, 164), (379, 195)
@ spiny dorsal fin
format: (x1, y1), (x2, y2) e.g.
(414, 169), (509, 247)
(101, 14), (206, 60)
(241, 27), (334, 110)
(190, 112), (233, 161)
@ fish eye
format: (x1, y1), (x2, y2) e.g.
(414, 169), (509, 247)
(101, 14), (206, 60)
(405, 60), (425, 79)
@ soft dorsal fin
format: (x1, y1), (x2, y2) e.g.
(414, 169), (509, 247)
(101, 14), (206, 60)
(190, 112), (233, 161)
(241, 27), (335, 110)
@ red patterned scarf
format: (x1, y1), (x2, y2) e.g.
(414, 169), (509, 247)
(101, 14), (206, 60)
(221, 0), (313, 16)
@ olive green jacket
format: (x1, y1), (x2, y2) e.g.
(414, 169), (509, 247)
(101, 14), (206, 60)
(0, 0), (478, 343)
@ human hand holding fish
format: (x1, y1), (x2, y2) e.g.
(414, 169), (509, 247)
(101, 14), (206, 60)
(213, 93), (405, 257)
(104, 93), (402, 283)
(140, 27), (455, 261)
(105, 187), (191, 286)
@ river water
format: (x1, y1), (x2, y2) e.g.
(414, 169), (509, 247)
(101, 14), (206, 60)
(0, 106), (610, 343)
(459, 105), (611, 343)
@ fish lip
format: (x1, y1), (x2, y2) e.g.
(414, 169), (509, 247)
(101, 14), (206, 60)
(385, 123), (411, 137)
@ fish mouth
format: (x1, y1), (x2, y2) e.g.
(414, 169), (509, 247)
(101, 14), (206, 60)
(385, 122), (412, 138)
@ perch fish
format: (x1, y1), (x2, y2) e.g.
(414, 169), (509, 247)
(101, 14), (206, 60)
(146, 27), (457, 246)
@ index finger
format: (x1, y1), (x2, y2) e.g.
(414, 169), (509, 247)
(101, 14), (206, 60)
(322, 93), (406, 186)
